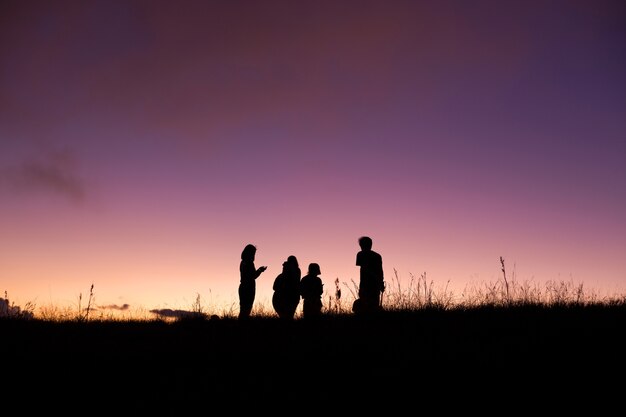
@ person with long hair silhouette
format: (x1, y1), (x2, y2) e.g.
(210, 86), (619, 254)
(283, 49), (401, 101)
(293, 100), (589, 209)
(272, 255), (301, 320)
(300, 262), (323, 319)
(353, 236), (385, 314)
(238, 243), (267, 319)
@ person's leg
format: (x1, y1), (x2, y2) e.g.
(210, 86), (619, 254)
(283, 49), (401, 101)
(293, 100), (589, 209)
(239, 285), (254, 318)
(362, 287), (376, 312)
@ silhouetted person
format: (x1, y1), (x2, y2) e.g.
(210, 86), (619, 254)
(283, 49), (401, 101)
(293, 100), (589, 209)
(353, 236), (385, 314)
(272, 255), (301, 320)
(238, 243), (267, 319)
(300, 262), (323, 318)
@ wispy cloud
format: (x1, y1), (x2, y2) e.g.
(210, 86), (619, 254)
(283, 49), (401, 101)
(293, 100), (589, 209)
(98, 303), (130, 311)
(149, 308), (205, 319)
(0, 148), (86, 203)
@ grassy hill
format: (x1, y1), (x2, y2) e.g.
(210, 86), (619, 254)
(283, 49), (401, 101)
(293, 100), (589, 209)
(2, 303), (624, 414)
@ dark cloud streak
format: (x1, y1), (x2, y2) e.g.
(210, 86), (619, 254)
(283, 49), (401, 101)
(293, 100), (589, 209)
(98, 304), (130, 311)
(0, 149), (86, 203)
(149, 308), (206, 320)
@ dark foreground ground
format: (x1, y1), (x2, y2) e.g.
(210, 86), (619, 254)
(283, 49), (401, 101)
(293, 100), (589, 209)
(2, 305), (625, 413)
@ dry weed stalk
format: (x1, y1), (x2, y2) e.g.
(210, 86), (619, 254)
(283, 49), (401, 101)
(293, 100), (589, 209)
(77, 284), (95, 322)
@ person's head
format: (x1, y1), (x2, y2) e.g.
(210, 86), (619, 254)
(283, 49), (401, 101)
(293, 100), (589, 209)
(308, 263), (321, 276)
(241, 244), (257, 261)
(358, 236), (373, 251)
(287, 255), (299, 267)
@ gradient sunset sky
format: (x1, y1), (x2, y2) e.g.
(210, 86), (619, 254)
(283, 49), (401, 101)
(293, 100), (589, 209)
(1, 0), (625, 316)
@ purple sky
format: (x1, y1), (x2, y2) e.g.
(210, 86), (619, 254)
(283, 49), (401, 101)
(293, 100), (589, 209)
(1, 0), (625, 316)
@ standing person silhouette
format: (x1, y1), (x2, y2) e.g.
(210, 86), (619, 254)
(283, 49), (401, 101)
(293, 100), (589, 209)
(300, 262), (323, 319)
(272, 255), (301, 320)
(353, 236), (385, 314)
(238, 243), (267, 319)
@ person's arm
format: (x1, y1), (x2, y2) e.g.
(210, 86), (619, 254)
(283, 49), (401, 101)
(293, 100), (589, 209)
(378, 253), (385, 291)
(255, 265), (267, 279)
